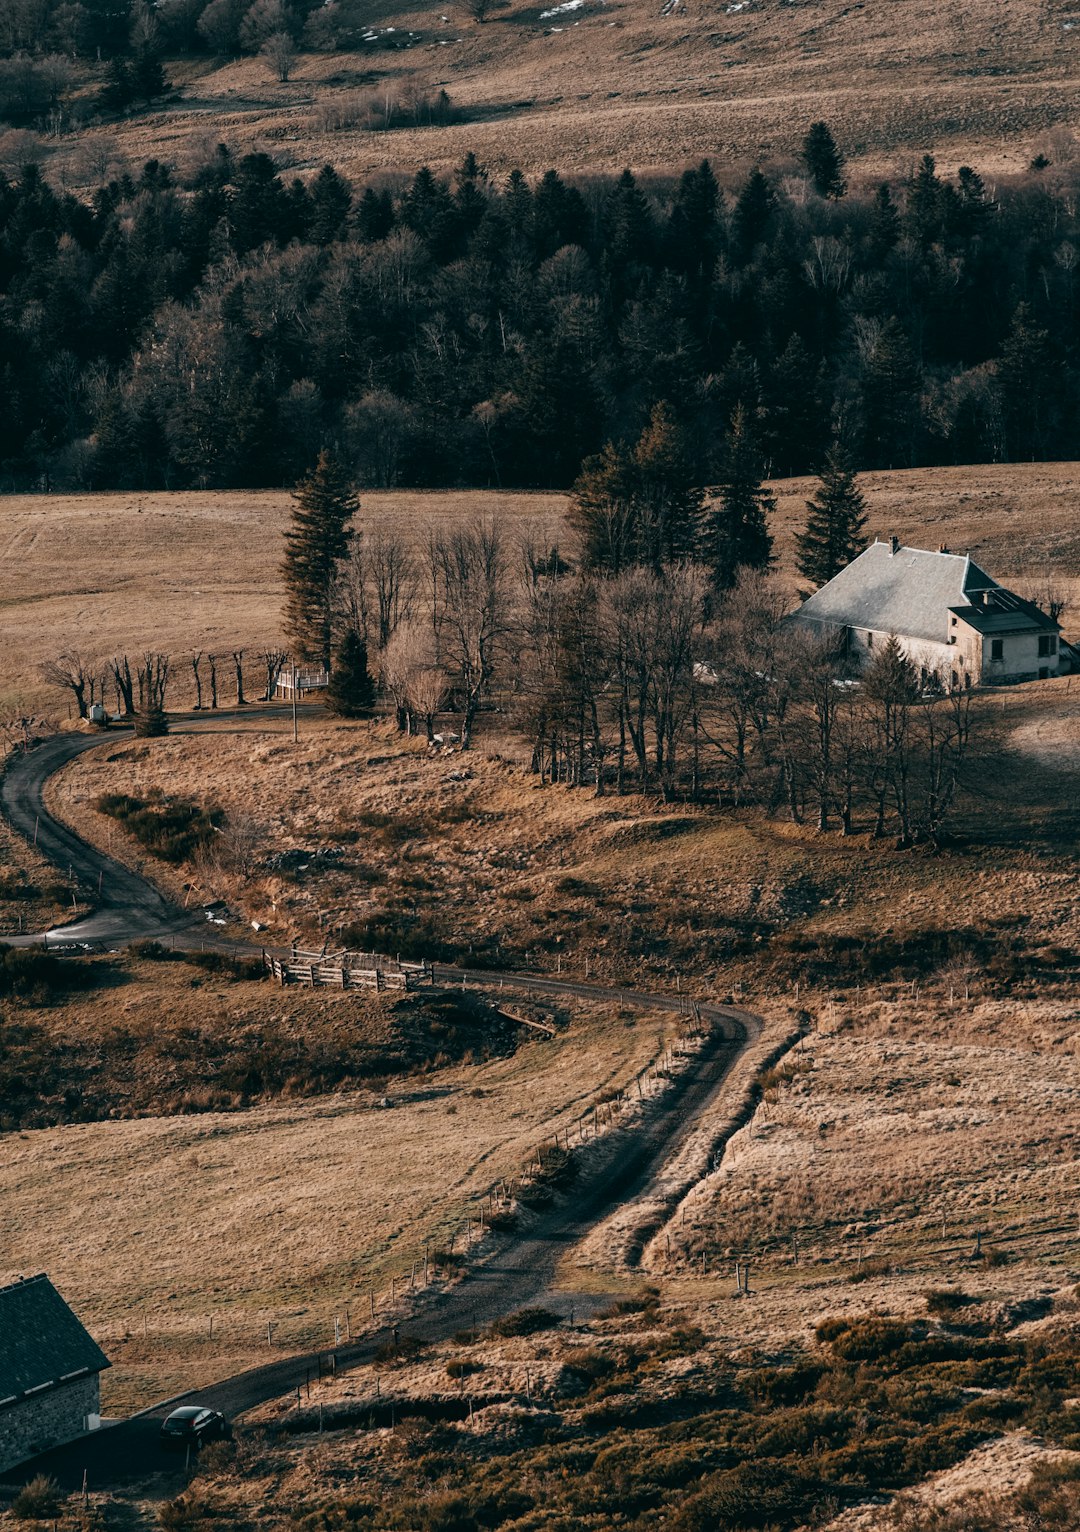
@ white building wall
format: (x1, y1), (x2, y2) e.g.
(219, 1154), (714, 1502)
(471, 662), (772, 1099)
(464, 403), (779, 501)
(977, 629), (1061, 684)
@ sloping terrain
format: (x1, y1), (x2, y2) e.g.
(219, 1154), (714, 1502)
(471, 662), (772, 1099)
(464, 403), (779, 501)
(53, 0), (1080, 181)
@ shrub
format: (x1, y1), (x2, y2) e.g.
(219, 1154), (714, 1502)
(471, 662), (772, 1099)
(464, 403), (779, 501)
(11, 1476), (62, 1520)
(848, 1255), (891, 1283)
(97, 790), (223, 863)
(446, 1358), (483, 1379)
(0, 944), (72, 1000)
(814, 1316), (850, 1344)
(490, 1307), (560, 1338)
(925, 1288), (973, 1315)
(829, 1319), (912, 1363)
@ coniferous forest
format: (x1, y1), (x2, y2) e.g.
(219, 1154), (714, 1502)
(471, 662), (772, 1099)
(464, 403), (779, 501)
(0, 143), (1076, 491)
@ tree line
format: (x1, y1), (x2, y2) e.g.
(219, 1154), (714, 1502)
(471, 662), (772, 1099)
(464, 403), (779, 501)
(3, 130), (1080, 491)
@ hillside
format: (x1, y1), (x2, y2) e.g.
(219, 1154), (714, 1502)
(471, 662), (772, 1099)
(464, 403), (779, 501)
(40, 0), (1080, 185)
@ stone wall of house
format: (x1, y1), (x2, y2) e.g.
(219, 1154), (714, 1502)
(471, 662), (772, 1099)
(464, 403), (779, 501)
(0, 1374), (100, 1473)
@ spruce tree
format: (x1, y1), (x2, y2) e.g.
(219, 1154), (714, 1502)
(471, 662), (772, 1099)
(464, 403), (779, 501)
(802, 121), (846, 199)
(631, 401), (704, 567)
(703, 404), (775, 588)
(281, 451), (358, 672)
(326, 628), (376, 716)
(796, 446), (868, 588)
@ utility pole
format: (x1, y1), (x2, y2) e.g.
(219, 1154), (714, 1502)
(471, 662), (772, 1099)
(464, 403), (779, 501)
(291, 665), (298, 744)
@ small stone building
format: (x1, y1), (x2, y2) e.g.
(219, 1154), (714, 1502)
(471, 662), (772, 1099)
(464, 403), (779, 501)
(0, 1275), (110, 1473)
(790, 538), (1063, 687)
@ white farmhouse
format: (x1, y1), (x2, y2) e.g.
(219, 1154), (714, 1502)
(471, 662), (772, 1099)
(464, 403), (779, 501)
(790, 538), (1063, 687)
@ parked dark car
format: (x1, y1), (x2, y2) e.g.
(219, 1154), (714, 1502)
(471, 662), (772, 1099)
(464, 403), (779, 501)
(159, 1406), (232, 1450)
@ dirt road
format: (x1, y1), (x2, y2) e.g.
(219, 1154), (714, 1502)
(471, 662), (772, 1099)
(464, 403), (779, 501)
(0, 722), (761, 1494)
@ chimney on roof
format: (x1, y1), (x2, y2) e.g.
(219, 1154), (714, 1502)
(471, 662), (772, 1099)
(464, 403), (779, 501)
(939, 543), (949, 554)
(889, 535), (899, 555)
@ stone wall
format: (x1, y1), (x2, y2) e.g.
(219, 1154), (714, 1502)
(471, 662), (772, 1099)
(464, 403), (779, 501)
(0, 1374), (100, 1473)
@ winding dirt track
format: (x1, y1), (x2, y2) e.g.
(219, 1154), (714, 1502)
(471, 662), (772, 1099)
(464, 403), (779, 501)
(0, 721), (761, 1493)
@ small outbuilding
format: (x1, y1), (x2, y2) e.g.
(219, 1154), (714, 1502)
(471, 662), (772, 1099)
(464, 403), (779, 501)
(0, 1274), (110, 1473)
(789, 538), (1063, 687)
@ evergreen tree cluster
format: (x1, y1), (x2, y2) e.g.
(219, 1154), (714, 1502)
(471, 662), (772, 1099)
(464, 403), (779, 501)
(1, 143), (1078, 492)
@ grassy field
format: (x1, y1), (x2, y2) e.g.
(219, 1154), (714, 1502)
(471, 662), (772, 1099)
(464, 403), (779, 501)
(40, 0), (1080, 184)
(0, 985), (679, 1414)
(3, 463), (1078, 719)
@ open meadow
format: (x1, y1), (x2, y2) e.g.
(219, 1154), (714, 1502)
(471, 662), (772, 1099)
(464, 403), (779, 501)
(0, 972), (681, 1414)
(36, 0), (1080, 185)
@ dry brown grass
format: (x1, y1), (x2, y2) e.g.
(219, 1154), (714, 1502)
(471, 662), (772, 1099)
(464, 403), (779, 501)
(0, 986), (678, 1414)
(652, 991), (1080, 1353)
(44, 0), (1080, 182)
(0, 488), (563, 718)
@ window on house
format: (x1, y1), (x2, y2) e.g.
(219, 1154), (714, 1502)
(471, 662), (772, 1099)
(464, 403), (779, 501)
(991, 639), (1004, 661)
(1038, 634), (1057, 657)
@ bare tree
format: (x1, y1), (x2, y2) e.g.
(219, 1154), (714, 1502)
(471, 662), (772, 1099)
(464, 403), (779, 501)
(109, 655), (135, 716)
(134, 652), (170, 737)
(338, 528), (418, 652)
(191, 652), (204, 710)
(409, 665), (449, 742)
(428, 520), (509, 748)
(259, 648), (289, 700)
(262, 30), (295, 81)
(232, 650), (247, 705)
(40, 650), (92, 719)
(208, 653), (219, 709)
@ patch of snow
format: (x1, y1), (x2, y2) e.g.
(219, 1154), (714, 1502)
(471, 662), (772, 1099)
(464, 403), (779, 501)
(540, 0), (584, 16)
(726, 2), (748, 11)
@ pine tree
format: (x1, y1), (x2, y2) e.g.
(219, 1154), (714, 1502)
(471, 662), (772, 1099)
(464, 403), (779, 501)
(308, 164), (351, 245)
(631, 401), (704, 567)
(326, 628), (376, 716)
(796, 446), (868, 588)
(731, 168), (774, 263)
(868, 182), (900, 262)
(802, 121), (846, 199)
(568, 440), (634, 572)
(281, 451), (358, 671)
(703, 404), (776, 588)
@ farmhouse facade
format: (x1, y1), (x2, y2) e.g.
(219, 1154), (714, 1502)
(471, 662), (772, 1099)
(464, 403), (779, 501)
(0, 1274), (109, 1473)
(790, 539), (1062, 687)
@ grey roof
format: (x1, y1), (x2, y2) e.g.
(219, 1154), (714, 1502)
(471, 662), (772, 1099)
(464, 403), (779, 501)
(951, 589), (1059, 635)
(0, 1275), (109, 1406)
(793, 541), (1052, 643)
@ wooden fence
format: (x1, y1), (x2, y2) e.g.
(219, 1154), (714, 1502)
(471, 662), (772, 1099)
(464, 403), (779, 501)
(264, 946), (433, 992)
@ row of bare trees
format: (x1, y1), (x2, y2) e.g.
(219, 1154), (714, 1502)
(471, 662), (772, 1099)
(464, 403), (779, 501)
(39, 647), (292, 721)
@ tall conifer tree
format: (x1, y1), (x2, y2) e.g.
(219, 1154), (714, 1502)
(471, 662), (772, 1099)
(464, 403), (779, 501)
(704, 404), (775, 587)
(796, 446), (868, 588)
(801, 121), (846, 199)
(281, 451), (357, 671)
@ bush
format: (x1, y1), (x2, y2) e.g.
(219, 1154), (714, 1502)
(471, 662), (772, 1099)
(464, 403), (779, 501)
(97, 790), (223, 863)
(829, 1319), (912, 1363)
(11, 1476), (61, 1520)
(446, 1358), (483, 1379)
(0, 944), (72, 1000)
(925, 1288), (973, 1315)
(490, 1307), (560, 1338)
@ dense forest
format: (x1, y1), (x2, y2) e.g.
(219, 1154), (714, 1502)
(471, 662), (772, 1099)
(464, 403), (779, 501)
(0, 139), (1076, 491)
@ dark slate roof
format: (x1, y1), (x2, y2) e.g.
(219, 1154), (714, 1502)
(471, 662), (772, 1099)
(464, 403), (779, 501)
(951, 588), (1059, 635)
(794, 541), (1056, 643)
(0, 1275), (109, 1406)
